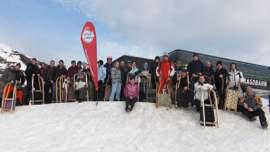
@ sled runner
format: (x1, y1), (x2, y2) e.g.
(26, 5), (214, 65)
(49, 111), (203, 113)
(200, 90), (219, 127)
(56, 75), (68, 103)
(1, 81), (17, 112)
(156, 80), (172, 108)
(224, 88), (240, 112)
(29, 74), (45, 105)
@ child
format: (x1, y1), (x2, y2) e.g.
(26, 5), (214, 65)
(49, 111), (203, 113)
(124, 75), (139, 112)
(74, 72), (87, 102)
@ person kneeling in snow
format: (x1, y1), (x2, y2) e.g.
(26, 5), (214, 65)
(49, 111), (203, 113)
(239, 86), (268, 129)
(124, 75), (139, 112)
(74, 72), (87, 102)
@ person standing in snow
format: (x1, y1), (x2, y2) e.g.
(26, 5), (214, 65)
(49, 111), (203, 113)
(239, 87), (268, 129)
(119, 61), (128, 101)
(104, 56), (113, 101)
(224, 63), (245, 111)
(187, 53), (204, 84)
(25, 58), (40, 104)
(54, 60), (68, 80)
(156, 52), (175, 95)
(214, 61), (228, 109)
(124, 75), (139, 112)
(109, 61), (122, 101)
(204, 61), (215, 85)
(47, 60), (57, 102)
(150, 56), (160, 89)
(97, 60), (106, 101)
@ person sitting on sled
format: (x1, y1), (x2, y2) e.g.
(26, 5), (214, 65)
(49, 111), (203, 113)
(176, 69), (194, 108)
(239, 86), (268, 129)
(74, 72), (87, 102)
(124, 75), (139, 112)
(194, 75), (216, 126)
(156, 52), (175, 95)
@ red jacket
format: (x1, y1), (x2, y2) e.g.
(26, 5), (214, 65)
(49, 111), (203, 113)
(156, 60), (175, 80)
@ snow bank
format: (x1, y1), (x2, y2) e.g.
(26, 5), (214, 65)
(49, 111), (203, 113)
(0, 102), (269, 152)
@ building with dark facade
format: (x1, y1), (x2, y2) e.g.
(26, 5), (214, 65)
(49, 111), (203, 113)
(115, 49), (270, 96)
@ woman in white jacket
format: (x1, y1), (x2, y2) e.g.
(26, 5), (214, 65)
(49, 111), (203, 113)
(225, 63), (245, 111)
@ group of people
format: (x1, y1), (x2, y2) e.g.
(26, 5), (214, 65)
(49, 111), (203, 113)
(0, 52), (268, 129)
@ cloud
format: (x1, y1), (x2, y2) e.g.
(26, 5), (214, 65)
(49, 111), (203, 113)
(53, 0), (270, 65)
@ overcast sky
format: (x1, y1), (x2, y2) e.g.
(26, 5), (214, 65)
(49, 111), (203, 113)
(0, 0), (270, 66)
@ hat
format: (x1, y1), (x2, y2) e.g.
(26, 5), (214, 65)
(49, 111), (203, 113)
(163, 52), (169, 57)
(32, 58), (37, 61)
(98, 60), (104, 65)
(77, 61), (82, 64)
(71, 60), (76, 64)
(216, 61), (223, 66)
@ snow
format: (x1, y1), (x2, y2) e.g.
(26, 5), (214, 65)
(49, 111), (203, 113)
(0, 102), (270, 152)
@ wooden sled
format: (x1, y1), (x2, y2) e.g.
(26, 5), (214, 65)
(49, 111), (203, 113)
(156, 80), (172, 108)
(1, 82), (17, 112)
(200, 90), (219, 128)
(224, 88), (240, 112)
(29, 74), (45, 105)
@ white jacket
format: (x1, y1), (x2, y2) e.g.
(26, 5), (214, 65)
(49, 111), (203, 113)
(228, 70), (244, 88)
(194, 82), (214, 101)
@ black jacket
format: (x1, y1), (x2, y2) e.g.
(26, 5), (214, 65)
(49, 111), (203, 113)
(215, 68), (228, 90)
(25, 63), (40, 80)
(187, 60), (204, 76)
(54, 66), (68, 81)
(14, 70), (25, 85)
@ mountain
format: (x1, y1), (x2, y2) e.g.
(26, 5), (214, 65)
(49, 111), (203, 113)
(0, 102), (269, 152)
(0, 42), (34, 75)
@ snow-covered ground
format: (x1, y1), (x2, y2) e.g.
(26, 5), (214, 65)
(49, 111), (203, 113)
(0, 102), (270, 152)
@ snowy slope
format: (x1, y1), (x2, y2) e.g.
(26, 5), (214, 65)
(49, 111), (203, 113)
(0, 102), (269, 152)
(0, 42), (28, 71)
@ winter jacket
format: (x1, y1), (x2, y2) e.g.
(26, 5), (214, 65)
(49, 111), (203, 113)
(228, 70), (244, 89)
(40, 68), (49, 82)
(98, 65), (107, 82)
(25, 63), (40, 80)
(54, 66), (68, 81)
(104, 63), (113, 83)
(124, 83), (139, 98)
(14, 70), (25, 85)
(243, 96), (261, 110)
(156, 60), (175, 80)
(1, 68), (16, 83)
(215, 68), (228, 91)
(68, 66), (79, 78)
(187, 60), (204, 76)
(47, 66), (57, 82)
(194, 82), (214, 101)
(204, 66), (215, 84)
(111, 67), (121, 84)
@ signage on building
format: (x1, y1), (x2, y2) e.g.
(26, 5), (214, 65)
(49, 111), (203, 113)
(245, 79), (268, 87)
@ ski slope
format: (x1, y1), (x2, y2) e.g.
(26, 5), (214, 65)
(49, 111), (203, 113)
(0, 102), (269, 152)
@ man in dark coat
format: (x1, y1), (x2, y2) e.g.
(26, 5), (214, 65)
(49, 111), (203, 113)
(54, 60), (68, 81)
(214, 61), (228, 109)
(47, 60), (57, 102)
(187, 53), (204, 83)
(25, 58), (40, 103)
(204, 61), (215, 85)
(150, 56), (160, 89)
